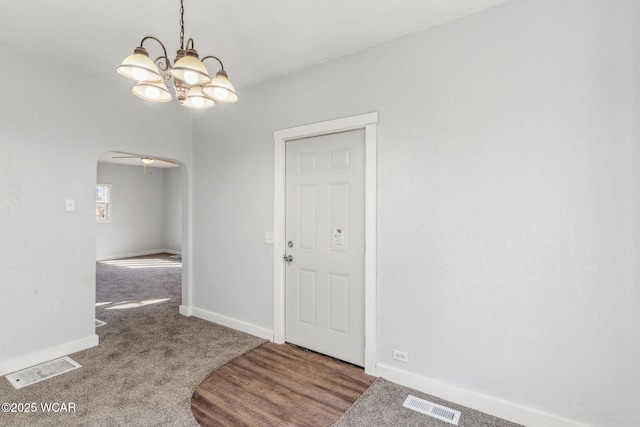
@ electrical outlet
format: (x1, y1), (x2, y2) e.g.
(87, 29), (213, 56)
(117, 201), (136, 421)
(393, 350), (408, 363)
(264, 232), (274, 244)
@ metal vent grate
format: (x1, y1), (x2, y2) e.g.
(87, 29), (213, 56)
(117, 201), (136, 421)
(5, 357), (81, 389)
(403, 395), (461, 425)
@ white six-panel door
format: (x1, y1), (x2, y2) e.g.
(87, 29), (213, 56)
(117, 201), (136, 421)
(285, 129), (365, 366)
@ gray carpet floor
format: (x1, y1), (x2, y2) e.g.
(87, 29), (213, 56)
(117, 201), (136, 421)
(0, 253), (266, 427)
(334, 378), (524, 427)
(1, 253), (524, 427)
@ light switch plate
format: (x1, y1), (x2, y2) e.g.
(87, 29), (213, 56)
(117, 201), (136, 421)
(65, 199), (75, 212)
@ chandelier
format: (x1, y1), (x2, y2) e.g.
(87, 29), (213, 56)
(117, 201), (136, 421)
(117, 0), (238, 110)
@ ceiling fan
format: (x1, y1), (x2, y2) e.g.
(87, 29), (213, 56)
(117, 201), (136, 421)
(111, 155), (177, 175)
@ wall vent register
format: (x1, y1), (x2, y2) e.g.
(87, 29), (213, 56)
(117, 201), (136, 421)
(402, 395), (462, 425)
(5, 357), (81, 389)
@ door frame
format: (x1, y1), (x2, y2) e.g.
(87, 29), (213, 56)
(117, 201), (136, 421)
(273, 112), (378, 375)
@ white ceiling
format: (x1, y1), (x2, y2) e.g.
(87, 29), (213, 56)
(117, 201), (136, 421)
(1, 0), (510, 90)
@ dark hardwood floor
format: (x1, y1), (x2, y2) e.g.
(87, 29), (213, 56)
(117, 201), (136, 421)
(191, 342), (375, 426)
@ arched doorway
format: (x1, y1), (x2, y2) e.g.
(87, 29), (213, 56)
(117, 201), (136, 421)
(95, 151), (191, 325)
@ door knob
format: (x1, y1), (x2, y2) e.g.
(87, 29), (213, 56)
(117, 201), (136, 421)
(283, 255), (293, 263)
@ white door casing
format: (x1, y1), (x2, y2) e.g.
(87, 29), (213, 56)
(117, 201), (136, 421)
(285, 130), (365, 366)
(273, 112), (378, 375)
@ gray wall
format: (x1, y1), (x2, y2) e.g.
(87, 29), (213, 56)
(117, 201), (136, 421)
(0, 43), (192, 375)
(1, 0), (638, 425)
(190, 1), (640, 426)
(96, 163), (182, 260)
(164, 167), (183, 253)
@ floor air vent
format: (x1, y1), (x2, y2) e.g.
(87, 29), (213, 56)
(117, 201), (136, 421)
(403, 395), (461, 425)
(5, 357), (81, 389)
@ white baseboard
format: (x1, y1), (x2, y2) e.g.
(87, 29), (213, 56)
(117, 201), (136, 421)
(179, 305), (193, 316)
(376, 363), (589, 427)
(190, 306), (273, 341)
(96, 249), (181, 261)
(0, 334), (99, 377)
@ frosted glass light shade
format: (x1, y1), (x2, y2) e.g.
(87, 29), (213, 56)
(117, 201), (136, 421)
(117, 47), (163, 83)
(182, 86), (215, 109)
(203, 70), (238, 103)
(132, 81), (172, 103)
(169, 52), (211, 85)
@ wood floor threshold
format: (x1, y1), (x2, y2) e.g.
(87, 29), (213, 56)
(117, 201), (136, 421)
(191, 342), (375, 427)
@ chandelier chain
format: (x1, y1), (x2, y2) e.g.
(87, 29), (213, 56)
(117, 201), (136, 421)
(179, 0), (185, 49)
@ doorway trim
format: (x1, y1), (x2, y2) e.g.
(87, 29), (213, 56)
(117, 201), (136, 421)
(273, 112), (378, 375)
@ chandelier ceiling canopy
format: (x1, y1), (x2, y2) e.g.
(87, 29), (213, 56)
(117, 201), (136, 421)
(117, 0), (237, 110)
